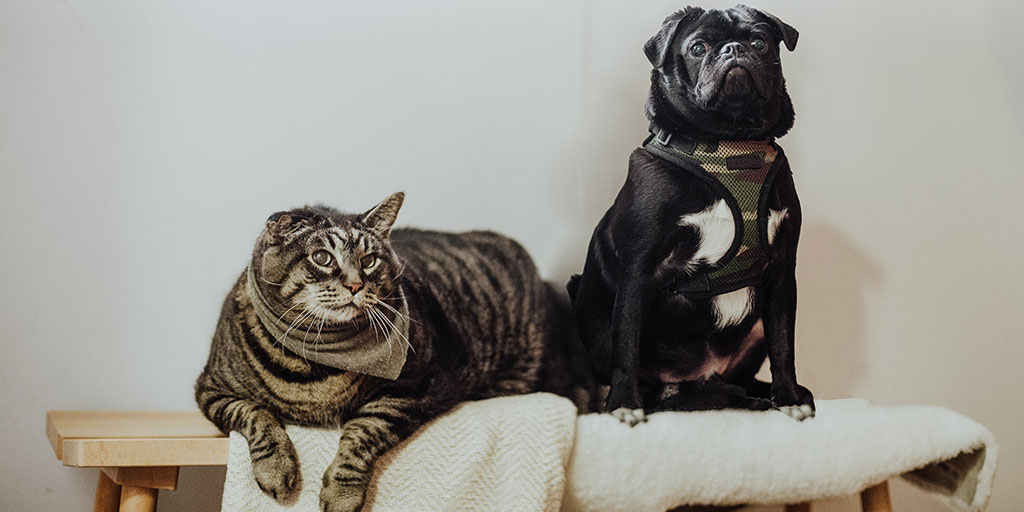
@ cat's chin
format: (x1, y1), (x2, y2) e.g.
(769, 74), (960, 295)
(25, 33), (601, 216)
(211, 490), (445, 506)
(322, 305), (361, 325)
(296, 310), (374, 338)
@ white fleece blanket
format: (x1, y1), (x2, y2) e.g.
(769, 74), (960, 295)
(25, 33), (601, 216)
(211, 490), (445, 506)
(222, 396), (996, 512)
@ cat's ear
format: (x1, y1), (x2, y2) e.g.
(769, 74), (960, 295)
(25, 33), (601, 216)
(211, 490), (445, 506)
(361, 192), (404, 236)
(265, 211), (296, 242)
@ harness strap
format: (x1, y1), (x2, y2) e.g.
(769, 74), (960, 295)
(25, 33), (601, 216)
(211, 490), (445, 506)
(642, 124), (783, 298)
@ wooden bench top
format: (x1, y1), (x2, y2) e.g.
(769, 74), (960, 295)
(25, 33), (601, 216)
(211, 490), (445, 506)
(46, 411), (229, 467)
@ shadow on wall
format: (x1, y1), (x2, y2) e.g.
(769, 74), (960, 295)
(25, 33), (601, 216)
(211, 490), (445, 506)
(548, 79), (651, 284)
(795, 223), (882, 399)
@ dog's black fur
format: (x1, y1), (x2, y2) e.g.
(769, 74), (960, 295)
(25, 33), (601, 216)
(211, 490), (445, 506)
(568, 5), (813, 425)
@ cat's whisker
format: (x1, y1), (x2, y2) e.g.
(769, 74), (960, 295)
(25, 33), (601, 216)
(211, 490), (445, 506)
(378, 308), (399, 359)
(370, 297), (408, 320)
(277, 304), (316, 345)
(392, 262), (408, 280)
(366, 295), (419, 325)
(286, 311), (316, 361)
(371, 308), (393, 354)
(299, 305), (327, 361)
(308, 306), (325, 347)
(315, 307), (327, 344)
(303, 305), (322, 344)
(372, 305), (414, 354)
(365, 310), (382, 346)
(303, 307), (323, 356)
(258, 267), (286, 287)
(279, 305), (314, 340)
(368, 307), (394, 359)
(273, 301), (304, 326)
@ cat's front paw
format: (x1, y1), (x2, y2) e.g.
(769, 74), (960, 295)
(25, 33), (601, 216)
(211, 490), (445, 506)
(319, 479), (367, 512)
(250, 442), (301, 501)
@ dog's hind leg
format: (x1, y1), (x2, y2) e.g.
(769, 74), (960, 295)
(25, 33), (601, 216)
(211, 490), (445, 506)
(649, 376), (773, 412)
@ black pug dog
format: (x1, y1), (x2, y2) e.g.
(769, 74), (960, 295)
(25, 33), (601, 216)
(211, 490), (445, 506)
(568, 5), (814, 426)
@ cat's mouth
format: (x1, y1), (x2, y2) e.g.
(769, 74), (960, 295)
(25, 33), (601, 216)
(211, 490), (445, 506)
(279, 291), (399, 333)
(292, 305), (371, 333)
(319, 302), (362, 325)
(320, 301), (353, 312)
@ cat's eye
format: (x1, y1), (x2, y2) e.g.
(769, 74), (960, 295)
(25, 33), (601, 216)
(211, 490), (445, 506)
(311, 250), (333, 266)
(750, 37), (767, 52)
(690, 41), (707, 57)
(360, 254), (378, 269)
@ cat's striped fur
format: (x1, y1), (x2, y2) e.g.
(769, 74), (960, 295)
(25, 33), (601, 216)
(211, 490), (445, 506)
(195, 193), (577, 512)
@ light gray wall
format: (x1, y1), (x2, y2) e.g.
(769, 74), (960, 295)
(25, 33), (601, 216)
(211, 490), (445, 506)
(1, 1), (1021, 511)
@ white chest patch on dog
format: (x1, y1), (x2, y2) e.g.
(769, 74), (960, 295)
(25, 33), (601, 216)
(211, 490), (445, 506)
(679, 203), (789, 330)
(712, 286), (754, 329)
(767, 208), (788, 245)
(678, 199), (734, 267)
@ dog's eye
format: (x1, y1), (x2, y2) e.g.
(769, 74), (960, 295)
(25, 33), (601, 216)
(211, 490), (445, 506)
(311, 250), (333, 266)
(689, 42), (707, 57)
(750, 37), (767, 52)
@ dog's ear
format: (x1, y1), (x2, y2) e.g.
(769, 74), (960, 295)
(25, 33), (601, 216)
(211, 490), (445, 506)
(644, 7), (704, 70)
(738, 5), (798, 52)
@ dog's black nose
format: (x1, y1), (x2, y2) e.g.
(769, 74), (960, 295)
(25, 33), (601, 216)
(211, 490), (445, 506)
(720, 42), (746, 56)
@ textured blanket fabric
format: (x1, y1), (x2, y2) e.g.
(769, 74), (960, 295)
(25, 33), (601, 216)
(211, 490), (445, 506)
(564, 399), (996, 512)
(221, 393), (577, 512)
(222, 397), (996, 512)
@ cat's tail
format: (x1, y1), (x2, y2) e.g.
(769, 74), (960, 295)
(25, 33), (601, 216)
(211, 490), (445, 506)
(539, 280), (598, 414)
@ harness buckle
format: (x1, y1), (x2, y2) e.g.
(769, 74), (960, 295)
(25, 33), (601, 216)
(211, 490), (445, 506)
(656, 130), (672, 145)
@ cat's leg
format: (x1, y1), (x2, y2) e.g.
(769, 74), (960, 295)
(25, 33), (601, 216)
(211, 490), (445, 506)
(319, 395), (436, 512)
(195, 386), (300, 501)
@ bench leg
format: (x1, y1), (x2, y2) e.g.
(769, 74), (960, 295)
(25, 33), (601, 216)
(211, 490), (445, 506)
(860, 481), (892, 512)
(786, 504), (811, 512)
(93, 470), (122, 512)
(119, 485), (158, 512)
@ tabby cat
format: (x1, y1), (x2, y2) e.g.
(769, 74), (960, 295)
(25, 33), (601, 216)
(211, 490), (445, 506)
(195, 192), (576, 512)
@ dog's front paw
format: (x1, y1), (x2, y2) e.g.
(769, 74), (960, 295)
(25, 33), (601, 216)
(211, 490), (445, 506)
(778, 403), (815, 421)
(250, 442), (301, 501)
(319, 479), (367, 512)
(609, 407), (647, 426)
(606, 380), (644, 426)
(772, 383), (815, 421)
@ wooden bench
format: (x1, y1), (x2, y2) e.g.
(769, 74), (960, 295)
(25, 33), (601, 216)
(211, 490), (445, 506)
(46, 410), (892, 512)
(46, 411), (228, 512)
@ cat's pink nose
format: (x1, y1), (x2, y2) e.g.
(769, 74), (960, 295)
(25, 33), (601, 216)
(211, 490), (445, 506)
(344, 282), (363, 294)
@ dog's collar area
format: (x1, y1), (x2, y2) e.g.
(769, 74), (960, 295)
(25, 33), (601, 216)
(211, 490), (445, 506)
(645, 123), (775, 167)
(642, 123), (783, 299)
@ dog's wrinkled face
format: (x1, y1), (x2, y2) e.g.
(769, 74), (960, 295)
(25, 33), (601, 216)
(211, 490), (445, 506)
(645, 5), (798, 140)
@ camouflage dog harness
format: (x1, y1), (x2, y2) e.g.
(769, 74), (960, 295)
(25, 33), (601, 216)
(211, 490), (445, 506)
(643, 125), (785, 298)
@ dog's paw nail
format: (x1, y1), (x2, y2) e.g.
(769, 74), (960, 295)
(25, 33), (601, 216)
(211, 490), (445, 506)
(610, 407), (646, 426)
(778, 404), (814, 421)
